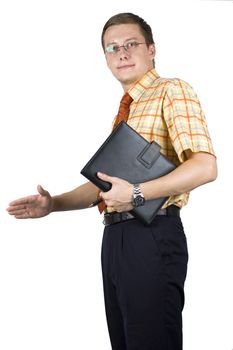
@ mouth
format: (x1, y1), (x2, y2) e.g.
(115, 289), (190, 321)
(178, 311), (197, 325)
(117, 64), (135, 70)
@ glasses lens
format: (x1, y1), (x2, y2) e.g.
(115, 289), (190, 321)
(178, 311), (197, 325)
(105, 44), (119, 54)
(125, 41), (138, 51)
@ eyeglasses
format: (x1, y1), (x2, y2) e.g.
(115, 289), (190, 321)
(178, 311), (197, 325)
(105, 41), (147, 55)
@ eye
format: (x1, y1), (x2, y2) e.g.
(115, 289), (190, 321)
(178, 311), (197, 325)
(125, 41), (138, 50)
(106, 44), (119, 54)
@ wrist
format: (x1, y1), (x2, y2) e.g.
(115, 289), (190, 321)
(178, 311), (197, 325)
(132, 183), (145, 207)
(51, 196), (59, 212)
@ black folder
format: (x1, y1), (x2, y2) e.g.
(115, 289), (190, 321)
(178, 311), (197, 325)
(81, 121), (176, 224)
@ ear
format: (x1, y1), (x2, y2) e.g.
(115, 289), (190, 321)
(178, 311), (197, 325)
(149, 44), (156, 60)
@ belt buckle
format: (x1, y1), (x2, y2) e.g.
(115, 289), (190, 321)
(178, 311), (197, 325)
(103, 212), (125, 226)
(103, 211), (134, 226)
(103, 213), (111, 226)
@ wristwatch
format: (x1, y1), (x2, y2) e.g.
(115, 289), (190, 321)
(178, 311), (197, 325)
(132, 184), (145, 207)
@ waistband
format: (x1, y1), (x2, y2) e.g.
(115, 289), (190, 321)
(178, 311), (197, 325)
(103, 205), (180, 226)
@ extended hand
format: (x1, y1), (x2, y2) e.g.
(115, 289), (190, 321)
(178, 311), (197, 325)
(97, 172), (134, 212)
(7, 185), (53, 219)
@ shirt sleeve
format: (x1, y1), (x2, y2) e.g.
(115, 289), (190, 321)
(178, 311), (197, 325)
(163, 79), (215, 162)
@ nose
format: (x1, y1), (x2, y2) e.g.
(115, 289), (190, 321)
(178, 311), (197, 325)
(118, 46), (130, 60)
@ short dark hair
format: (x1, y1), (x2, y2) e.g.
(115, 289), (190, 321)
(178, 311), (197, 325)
(101, 12), (155, 50)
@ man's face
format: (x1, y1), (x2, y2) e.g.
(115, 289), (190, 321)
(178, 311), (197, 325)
(103, 23), (155, 91)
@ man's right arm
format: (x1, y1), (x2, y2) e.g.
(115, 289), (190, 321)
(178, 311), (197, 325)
(7, 181), (99, 219)
(52, 181), (99, 212)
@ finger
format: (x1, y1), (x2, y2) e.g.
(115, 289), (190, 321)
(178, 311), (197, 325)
(104, 200), (114, 207)
(8, 208), (30, 218)
(100, 192), (107, 201)
(14, 212), (31, 219)
(37, 184), (48, 196)
(8, 197), (31, 206)
(107, 206), (115, 213)
(97, 172), (116, 183)
(100, 191), (110, 201)
(7, 204), (27, 213)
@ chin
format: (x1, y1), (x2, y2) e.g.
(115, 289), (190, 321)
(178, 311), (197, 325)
(117, 72), (139, 86)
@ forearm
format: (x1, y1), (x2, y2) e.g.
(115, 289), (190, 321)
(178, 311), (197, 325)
(141, 152), (217, 201)
(52, 181), (99, 212)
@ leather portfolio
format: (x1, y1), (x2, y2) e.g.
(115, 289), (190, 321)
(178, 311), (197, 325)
(81, 121), (176, 225)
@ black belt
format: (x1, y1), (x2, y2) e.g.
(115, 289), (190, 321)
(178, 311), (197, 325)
(103, 205), (180, 226)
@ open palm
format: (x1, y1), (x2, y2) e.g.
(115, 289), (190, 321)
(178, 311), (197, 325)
(7, 185), (53, 219)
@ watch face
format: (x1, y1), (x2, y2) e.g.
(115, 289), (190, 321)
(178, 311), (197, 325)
(134, 195), (145, 207)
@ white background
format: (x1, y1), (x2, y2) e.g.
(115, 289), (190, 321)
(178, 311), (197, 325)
(0, 0), (232, 349)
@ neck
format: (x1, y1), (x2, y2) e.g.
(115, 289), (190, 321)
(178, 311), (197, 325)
(122, 83), (133, 93)
(121, 67), (154, 92)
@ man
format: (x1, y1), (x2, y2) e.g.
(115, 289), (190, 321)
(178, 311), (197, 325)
(7, 13), (217, 350)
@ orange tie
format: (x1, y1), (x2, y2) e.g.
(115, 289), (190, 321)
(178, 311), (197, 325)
(112, 92), (133, 130)
(98, 92), (133, 213)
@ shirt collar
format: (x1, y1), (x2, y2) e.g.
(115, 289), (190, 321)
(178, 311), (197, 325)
(128, 68), (160, 102)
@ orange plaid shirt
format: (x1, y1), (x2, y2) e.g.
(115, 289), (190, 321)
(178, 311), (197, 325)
(113, 68), (215, 208)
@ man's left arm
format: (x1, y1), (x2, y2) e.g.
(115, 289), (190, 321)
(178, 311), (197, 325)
(99, 79), (217, 212)
(97, 151), (217, 212)
(141, 150), (217, 200)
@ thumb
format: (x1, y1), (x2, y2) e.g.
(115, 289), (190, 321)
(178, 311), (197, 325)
(97, 172), (114, 183)
(37, 184), (49, 197)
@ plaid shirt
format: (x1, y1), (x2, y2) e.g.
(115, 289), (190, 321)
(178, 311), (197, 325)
(115, 69), (215, 208)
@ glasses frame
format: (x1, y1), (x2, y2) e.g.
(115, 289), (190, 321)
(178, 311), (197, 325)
(105, 41), (148, 55)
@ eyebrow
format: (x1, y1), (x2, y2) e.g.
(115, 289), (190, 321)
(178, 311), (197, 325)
(105, 37), (140, 46)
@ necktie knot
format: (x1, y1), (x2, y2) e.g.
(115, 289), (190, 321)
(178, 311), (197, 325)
(120, 92), (133, 108)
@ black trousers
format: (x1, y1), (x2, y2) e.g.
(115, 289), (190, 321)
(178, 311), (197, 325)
(101, 215), (188, 350)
